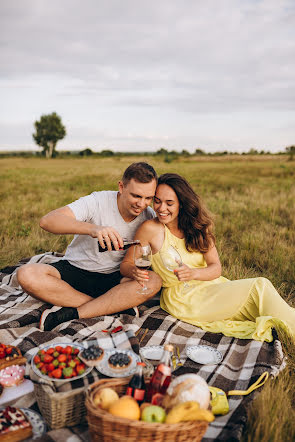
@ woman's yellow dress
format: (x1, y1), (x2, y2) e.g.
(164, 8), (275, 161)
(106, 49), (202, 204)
(151, 226), (295, 342)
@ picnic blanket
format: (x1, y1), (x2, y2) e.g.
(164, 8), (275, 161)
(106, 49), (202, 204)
(0, 252), (286, 441)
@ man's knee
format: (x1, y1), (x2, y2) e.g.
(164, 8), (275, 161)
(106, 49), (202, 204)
(17, 263), (58, 291)
(17, 264), (36, 288)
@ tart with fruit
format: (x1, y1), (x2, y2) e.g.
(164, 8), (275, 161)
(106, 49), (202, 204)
(108, 352), (131, 370)
(0, 406), (33, 442)
(79, 345), (104, 366)
(0, 344), (27, 370)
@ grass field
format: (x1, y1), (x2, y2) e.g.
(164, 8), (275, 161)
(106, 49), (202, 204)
(1, 155), (295, 440)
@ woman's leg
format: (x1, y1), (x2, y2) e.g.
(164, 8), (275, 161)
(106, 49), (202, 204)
(232, 277), (295, 334)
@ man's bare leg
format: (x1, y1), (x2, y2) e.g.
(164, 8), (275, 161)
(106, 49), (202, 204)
(39, 271), (162, 331)
(17, 263), (92, 307)
(77, 272), (162, 318)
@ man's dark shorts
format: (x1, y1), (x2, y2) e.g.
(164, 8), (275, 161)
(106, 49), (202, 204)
(50, 260), (122, 298)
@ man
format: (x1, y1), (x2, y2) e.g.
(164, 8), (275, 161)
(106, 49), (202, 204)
(17, 162), (162, 331)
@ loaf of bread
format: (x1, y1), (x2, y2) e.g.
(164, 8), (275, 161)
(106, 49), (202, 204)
(162, 373), (211, 410)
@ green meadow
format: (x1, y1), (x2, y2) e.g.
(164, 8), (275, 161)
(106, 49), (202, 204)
(1, 155), (295, 440)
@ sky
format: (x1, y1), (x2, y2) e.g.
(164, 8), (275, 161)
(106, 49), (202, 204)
(0, 0), (295, 153)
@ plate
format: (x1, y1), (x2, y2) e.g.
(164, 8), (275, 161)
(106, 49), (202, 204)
(31, 342), (93, 383)
(186, 345), (223, 365)
(0, 408), (46, 440)
(140, 345), (164, 361)
(95, 348), (141, 378)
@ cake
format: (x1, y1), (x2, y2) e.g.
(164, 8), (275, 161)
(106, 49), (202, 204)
(0, 406), (33, 441)
(0, 365), (26, 387)
(0, 345), (27, 371)
(108, 352), (131, 370)
(79, 345), (104, 366)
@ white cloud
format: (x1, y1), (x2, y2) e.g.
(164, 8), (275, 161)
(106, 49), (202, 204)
(0, 0), (295, 152)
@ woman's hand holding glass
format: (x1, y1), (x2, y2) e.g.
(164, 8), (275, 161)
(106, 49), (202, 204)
(160, 246), (190, 290)
(174, 263), (196, 282)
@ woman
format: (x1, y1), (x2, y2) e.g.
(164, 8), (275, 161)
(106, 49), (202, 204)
(121, 173), (295, 342)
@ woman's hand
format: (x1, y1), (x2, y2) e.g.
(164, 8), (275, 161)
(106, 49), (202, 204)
(174, 264), (196, 281)
(131, 266), (149, 287)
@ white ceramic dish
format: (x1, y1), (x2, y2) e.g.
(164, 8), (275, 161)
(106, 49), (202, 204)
(140, 345), (164, 361)
(95, 348), (141, 378)
(186, 345), (223, 365)
(31, 342), (93, 383)
(0, 407), (46, 440)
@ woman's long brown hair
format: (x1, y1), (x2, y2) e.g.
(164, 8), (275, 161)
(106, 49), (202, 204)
(157, 173), (215, 253)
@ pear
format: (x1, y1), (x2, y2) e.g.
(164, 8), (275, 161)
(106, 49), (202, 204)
(93, 387), (119, 410)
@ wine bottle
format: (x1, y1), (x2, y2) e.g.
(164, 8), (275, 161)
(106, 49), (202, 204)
(98, 239), (140, 252)
(145, 344), (173, 403)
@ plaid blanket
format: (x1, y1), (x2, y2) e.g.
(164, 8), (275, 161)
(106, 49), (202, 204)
(0, 253), (286, 441)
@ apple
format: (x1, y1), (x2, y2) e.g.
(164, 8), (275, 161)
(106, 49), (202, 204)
(140, 402), (151, 416)
(141, 405), (166, 423)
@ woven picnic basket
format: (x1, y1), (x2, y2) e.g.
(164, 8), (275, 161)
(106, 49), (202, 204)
(86, 378), (208, 442)
(34, 382), (86, 429)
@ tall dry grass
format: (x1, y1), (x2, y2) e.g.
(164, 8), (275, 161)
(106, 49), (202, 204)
(1, 155), (295, 440)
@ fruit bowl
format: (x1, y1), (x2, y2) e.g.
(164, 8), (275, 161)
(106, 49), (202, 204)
(31, 342), (93, 382)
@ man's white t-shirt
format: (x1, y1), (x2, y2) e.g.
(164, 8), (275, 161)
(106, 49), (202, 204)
(64, 191), (155, 273)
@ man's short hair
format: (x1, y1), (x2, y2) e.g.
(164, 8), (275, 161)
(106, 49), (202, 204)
(122, 162), (157, 185)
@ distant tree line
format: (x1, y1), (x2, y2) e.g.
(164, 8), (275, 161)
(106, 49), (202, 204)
(2, 110), (294, 160)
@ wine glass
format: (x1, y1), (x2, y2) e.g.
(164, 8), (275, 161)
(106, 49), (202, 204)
(159, 246), (190, 290)
(134, 244), (152, 295)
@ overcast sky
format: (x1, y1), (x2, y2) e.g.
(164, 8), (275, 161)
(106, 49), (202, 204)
(1, 0), (295, 153)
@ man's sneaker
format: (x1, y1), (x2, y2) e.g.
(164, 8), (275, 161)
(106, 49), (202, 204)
(119, 306), (139, 317)
(39, 306), (78, 331)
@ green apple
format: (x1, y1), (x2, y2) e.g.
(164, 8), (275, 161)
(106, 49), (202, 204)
(141, 405), (166, 423)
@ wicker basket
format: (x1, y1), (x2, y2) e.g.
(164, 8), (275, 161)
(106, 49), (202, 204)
(86, 378), (208, 442)
(34, 382), (86, 429)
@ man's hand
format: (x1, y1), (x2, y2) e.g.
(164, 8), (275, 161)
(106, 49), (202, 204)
(90, 226), (124, 251)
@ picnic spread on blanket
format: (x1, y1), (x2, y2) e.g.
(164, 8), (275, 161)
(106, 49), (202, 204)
(0, 253), (286, 441)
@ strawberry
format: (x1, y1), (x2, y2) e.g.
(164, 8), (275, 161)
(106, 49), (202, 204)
(36, 362), (44, 369)
(76, 363), (85, 375)
(34, 355), (41, 364)
(44, 354), (54, 363)
(65, 346), (73, 355)
(5, 347), (13, 355)
(52, 359), (59, 367)
(47, 363), (55, 372)
(52, 368), (62, 379)
(73, 348), (80, 355)
(57, 354), (67, 363)
(68, 360), (76, 368)
(46, 347), (55, 355)
(53, 351), (59, 358)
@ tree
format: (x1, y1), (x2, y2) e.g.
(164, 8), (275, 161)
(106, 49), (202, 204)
(79, 148), (93, 156)
(33, 112), (66, 158)
(286, 145), (295, 161)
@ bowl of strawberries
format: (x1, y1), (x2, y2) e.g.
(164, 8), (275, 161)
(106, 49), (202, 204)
(31, 342), (93, 382)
